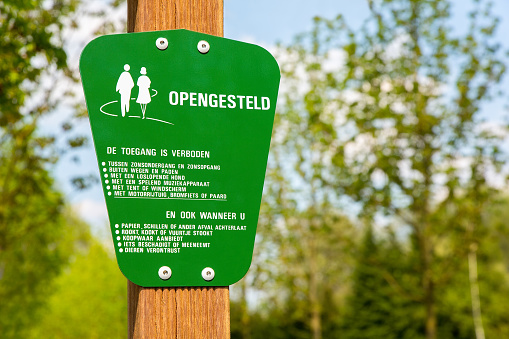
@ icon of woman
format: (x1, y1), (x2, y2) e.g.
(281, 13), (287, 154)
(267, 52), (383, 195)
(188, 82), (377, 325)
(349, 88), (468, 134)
(136, 67), (151, 119)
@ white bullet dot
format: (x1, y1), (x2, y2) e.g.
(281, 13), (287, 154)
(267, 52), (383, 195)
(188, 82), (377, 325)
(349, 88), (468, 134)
(118, 242), (122, 247)
(119, 248), (123, 253)
(117, 236), (121, 240)
(108, 192), (112, 196)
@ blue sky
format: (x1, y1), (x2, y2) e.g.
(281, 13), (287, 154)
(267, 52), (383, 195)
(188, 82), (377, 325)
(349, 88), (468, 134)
(65, 0), (509, 228)
(225, 0), (509, 47)
(225, 0), (370, 45)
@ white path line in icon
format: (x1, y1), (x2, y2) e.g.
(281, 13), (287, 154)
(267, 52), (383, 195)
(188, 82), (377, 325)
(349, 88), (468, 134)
(146, 117), (174, 125)
(100, 100), (119, 116)
(99, 100), (173, 125)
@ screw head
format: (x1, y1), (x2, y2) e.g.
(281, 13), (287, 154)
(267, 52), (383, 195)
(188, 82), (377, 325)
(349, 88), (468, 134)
(158, 266), (172, 280)
(201, 267), (215, 281)
(197, 40), (210, 54)
(156, 37), (168, 50)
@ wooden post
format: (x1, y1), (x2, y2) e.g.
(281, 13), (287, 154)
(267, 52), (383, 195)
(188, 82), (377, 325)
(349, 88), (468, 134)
(126, 1), (229, 338)
(127, 0), (223, 35)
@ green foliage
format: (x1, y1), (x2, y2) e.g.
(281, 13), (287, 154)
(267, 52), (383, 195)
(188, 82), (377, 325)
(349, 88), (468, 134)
(341, 221), (509, 339)
(252, 199), (356, 338)
(29, 240), (127, 338)
(341, 227), (423, 339)
(0, 0), (112, 192)
(0, 129), (89, 337)
(3, 0), (509, 338)
(0, 0), (94, 336)
(0, 0), (78, 126)
(257, 0), (509, 338)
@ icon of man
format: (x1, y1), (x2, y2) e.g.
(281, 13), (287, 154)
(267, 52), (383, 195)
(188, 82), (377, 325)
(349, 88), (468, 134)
(116, 64), (134, 117)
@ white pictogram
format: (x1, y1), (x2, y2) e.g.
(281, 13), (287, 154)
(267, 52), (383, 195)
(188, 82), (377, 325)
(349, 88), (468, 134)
(136, 67), (151, 119)
(100, 64), (173, 125)
(116, 64), (134, 117)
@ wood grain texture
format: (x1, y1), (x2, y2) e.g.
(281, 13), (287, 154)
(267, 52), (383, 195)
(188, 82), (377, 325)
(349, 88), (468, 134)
(126, 1), (229, 338)
(128, 283), (230, 338)
(127, 0), (223, 36)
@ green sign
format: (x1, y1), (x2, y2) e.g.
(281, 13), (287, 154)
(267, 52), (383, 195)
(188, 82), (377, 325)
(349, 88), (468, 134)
(79, 29), (280, 287)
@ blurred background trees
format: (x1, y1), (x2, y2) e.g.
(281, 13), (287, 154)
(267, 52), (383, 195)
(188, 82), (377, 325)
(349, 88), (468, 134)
(0, 0), (82, 336)
(1, 0), (509, 338)
(236, 0), (509, 338)
(0, 0), (124, 337)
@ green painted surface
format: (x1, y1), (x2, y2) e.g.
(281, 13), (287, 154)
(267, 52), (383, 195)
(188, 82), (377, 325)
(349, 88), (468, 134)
(79, 29), (280, 287)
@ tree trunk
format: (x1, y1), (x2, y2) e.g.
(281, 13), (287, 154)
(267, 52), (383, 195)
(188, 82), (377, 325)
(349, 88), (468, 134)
(240, 279), (251, 339)
(468, 244), (485, 339)
(417, 229), (436, 339)
(424, 275), (436, 339)
(308, 236), (321, 339)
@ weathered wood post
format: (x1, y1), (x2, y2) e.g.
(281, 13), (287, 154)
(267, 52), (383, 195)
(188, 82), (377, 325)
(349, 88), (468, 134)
(126, 1), (229, 338)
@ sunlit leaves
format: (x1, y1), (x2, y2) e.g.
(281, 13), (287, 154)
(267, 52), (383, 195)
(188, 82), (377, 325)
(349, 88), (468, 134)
(269, 0), (508, 337)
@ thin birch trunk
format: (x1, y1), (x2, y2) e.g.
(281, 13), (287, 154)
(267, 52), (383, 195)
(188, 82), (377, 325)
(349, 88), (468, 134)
(468, 244), (485, 339)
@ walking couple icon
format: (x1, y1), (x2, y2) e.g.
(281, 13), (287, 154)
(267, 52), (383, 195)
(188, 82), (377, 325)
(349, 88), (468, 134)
(116, 64), (152, 119)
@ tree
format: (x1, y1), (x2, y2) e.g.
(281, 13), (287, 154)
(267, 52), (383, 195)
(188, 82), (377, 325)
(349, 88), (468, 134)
(0, 0), (132, 336)
(253, 194), (355, 338)
(341, 226), (422, 339)
(272, 0), (507, 338)
(0, 0), (85, 335)
(0, 0), (75, 126)
(28, 239), (127, 338)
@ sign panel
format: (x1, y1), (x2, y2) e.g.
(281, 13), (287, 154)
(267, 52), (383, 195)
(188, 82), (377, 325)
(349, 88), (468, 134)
(79, 29), (280, 286)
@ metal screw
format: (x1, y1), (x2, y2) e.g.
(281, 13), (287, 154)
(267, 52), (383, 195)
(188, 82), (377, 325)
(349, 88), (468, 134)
(197, 40), (210, 54)
(158, 266), (172, 280)
(201, 267), (215, 281)
(156, 37), (168, 50)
